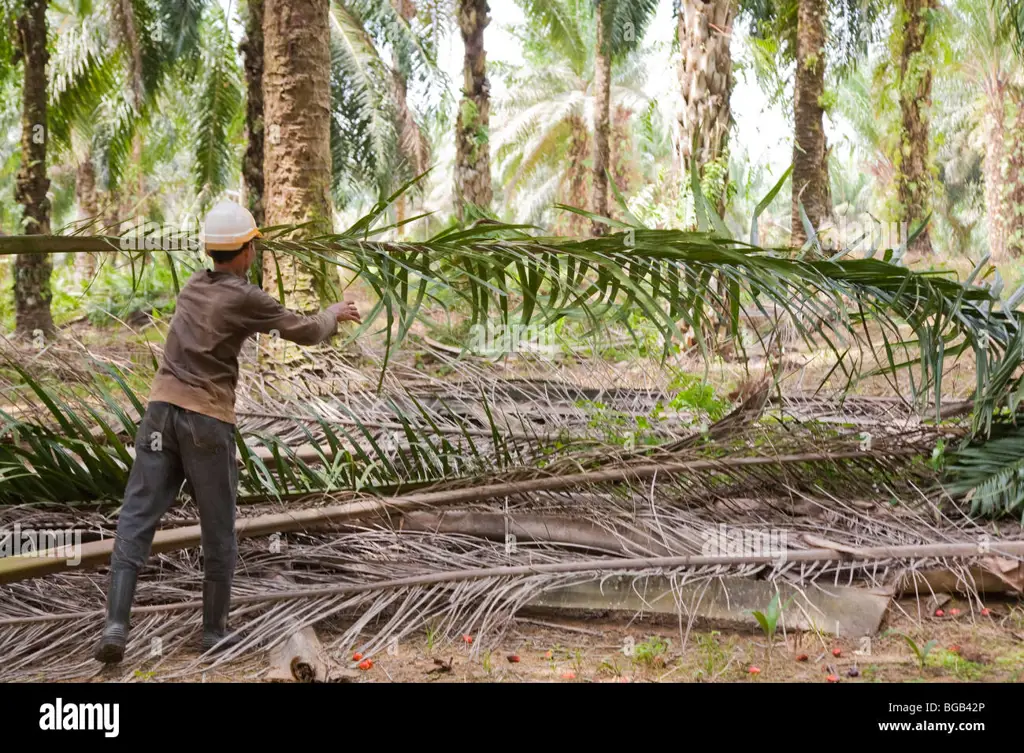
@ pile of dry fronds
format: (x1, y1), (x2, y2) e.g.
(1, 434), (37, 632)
(1, 346), (1018, 682)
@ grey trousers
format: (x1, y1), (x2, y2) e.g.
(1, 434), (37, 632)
(109, 401), (238, 582)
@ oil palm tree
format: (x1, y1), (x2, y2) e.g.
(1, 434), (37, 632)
(517, 0), (657, 236)
(10, 0), (55, 338)
(260, 0), (443, 326)
(746, 0), (882, 249)
(454, 0), (492, 221)
(677, 0), (737, 215)
(939, 0), (1024, 260)
(498, 0), (652, 234)
(888, 0), (939, 256)
(261, 0), (333, 318)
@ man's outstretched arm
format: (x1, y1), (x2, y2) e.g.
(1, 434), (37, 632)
(243, 287), (362, 345)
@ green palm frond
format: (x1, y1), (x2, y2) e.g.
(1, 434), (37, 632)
(345, 0), (446, 86)
(599, 0), (659, 58)
(154, 0), (208, 65)
(945, 424), (1024, 521)
(0, 2), (17, 89)
(0, 350), (546, 505)
(324, 0), (447, 208)
(250, 180), (1022, 432)
(47, 17), (121, 153)
(102, 88), (149, 190)
(190, 3), (245, 202)
(126, 0), (175, 97)
(494, 97), (581, 198)
(516, 0), (590, 75)
(329, 1), (405, 206)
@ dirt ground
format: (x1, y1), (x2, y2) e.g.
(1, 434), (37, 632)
(75, 594), (1024, 684)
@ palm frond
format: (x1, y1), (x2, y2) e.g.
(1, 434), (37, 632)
(47, 11), (120, 153)
(190, 3), (245, 202)
(515, 0), (590, 75)
(256, 204), (1021, 433)
(945, 424), (1024, 521)
(329, 0), (403, 206)
(600, 0), (659, 59)
(154, 0), (208, 65)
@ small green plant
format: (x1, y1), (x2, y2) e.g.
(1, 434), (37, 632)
(939, 651), (984, 681)
(571, 649), (585, 676)
(598, 657), (624, 677)
(634, 636), (670, 666)
(750, 591), (796, 647)
(665, 372), (731, 422)
(425, 623), (438, 651)
(928, 438), (946, 471)
(695, 630), (729, 680)
(901, 634), (938, 669)
(482, 650), (493, 675)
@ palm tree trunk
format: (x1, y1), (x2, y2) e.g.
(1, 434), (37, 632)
(591, 5), (612, 235)
(1000, 85), (1024, 259)
(610, 104), (637, 198)
(555, 114), (591, 237)
(677, 0), (735, 214)
(790, 0), (832, 249)
(241, 0), (265, 228)
(454, 0), (493, 221)
(983, 76), (1008, 260)
(13, 0), (55, 340)
(389, 0), (428, 237)
(75, 154), (99, 281)
(262, 0), (334, 316)
(111, 0), (145, 207)
(896, 0), (935, 256)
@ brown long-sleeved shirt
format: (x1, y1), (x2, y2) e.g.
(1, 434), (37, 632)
(148, 269), (338, 424)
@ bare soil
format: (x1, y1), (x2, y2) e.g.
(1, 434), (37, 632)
(73, 595), (1024, 684)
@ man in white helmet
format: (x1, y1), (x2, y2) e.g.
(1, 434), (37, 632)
(94, 200), (361, 664)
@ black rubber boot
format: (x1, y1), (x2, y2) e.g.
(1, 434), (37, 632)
(201, 580), (243, 653)
(94, 568), (138, 663)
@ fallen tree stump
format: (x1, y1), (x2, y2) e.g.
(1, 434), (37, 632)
(401, 510), (677, 556)
(523, 574), (893, 637)
(265, 626), (358, 683)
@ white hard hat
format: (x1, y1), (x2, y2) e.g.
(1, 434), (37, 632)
(201, 199), (262, 250)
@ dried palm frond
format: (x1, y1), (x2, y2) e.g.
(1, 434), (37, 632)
(0, 438), (1015, 683)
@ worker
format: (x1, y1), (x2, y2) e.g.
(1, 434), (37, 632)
(94, 200), (361, 664)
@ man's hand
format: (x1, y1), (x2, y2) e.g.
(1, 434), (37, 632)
(328, 301), (362, 324)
